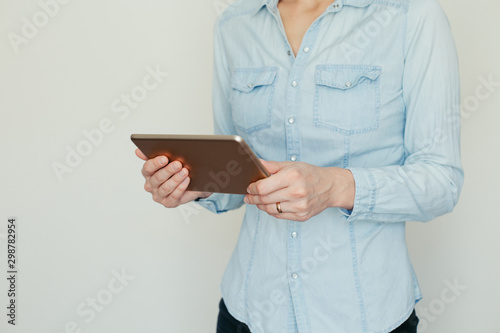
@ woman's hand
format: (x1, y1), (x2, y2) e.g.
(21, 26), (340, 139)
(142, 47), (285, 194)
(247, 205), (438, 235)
(244, 159), (355, 221)
(136, 149), (212, 208)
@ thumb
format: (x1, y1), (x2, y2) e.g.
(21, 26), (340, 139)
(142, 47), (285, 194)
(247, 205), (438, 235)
(135, 148), (148, 161)
(259, 159), (288, 175)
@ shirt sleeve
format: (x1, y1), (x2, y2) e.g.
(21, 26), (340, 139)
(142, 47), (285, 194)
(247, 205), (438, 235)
(193, 17), (245, 214)
(339, 0), (464, 223)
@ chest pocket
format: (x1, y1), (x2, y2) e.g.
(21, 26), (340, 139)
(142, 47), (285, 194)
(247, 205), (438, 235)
(230, 67), (278, 133)
(314, 65), (382, 134)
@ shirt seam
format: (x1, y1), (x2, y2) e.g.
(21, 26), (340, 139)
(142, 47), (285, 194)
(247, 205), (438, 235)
(349, 222), (368, 332)
(243, 207), (262, 326)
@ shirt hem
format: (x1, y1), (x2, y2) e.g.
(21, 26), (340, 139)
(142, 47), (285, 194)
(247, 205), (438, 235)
(221, 296), (263, 333)
(373, 304), (416, 333)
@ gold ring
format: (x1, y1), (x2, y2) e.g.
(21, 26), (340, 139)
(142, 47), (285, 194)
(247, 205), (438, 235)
(276, 202), (283, 214)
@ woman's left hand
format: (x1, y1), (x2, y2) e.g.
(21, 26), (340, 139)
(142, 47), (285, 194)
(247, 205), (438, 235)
(244, 159), (355, 222)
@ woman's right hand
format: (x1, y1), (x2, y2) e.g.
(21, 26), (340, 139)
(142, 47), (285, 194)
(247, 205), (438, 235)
(136, 149), (212, 208)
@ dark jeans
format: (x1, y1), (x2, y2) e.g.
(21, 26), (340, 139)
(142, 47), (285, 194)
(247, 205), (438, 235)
(216, 298), (419, 333)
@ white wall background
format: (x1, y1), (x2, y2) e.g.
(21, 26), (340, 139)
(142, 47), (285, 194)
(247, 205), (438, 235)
(0, 0), (498, 332)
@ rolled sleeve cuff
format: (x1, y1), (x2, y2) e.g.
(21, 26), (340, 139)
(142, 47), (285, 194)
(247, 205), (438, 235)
(338, 167), (377, 222)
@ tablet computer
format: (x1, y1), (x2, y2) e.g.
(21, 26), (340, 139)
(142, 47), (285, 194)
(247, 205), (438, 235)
(131, 134), (270, 194)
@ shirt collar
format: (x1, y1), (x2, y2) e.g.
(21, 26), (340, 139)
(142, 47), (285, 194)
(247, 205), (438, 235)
(251, 0), (374, 16)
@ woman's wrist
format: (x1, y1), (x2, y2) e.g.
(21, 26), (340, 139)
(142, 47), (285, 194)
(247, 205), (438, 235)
(326, 167), (355, 211)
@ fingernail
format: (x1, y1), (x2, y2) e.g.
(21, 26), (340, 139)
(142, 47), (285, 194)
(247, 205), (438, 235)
(172, 162), (181, 171)
(159, 156), (167, 165)
(182, 177), (189, 184)
(244, 196), (249, 203)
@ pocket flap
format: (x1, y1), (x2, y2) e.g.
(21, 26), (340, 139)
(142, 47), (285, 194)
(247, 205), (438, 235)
(315, 66), (381, 90)
(231, 67), (279, 93)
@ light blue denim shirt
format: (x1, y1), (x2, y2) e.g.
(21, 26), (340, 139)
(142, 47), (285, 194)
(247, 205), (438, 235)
(195, 0), (464, 332)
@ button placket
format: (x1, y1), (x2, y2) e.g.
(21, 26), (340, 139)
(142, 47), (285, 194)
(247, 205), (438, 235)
(277, 10), (324, 332)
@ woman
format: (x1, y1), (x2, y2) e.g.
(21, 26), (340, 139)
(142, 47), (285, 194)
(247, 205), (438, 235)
(135, 0), (464, 332)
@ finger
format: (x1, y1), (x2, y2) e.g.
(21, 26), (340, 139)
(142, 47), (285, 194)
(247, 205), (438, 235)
(260, 159), (290, 175)
(257, 202), (285, 216)
(247, 170), (290, 195)
(256, 201), (300, 215)
(135, 149), (148, 161)
(149, 161), (183, 188)
(156, 167), (189, 198)
(245, 187), (291, 205)
(142, 155), (169, 177)
(164, 176), (191, 204)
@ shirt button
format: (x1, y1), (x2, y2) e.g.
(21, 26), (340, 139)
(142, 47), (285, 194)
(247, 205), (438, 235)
(247, 83), (254, 88)
(345, 81), (352, 88)
(291, 231), (298, 238)
(291, 272), (298, 279)
(303, 46), (310, 53)
(290, 155), (297, 162)
(288, 117), (295, 124)
(291, 80), (298, 87)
